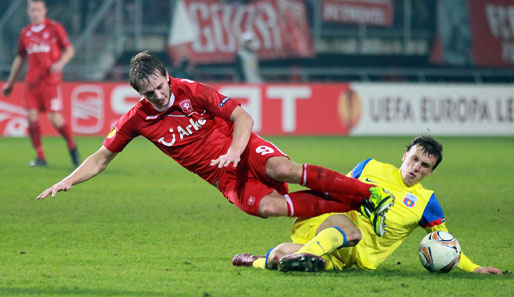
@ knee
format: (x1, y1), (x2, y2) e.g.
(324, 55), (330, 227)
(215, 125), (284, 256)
(26, 111), (38, 123)
(259, 198), (288, 217)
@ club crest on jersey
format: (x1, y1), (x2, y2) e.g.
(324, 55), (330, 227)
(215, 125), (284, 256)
(179, 99), (194, 114)
(402, 193), (417, 208)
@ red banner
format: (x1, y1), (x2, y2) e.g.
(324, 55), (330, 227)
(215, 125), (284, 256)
(321, 0), (394, 27)
(431, 0), (514, 67)
(0, 82), (356, 137)
(167, 0), (314, 65)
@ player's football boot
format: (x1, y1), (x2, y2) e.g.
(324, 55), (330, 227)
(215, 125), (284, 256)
(277, 253), (326, 272)
(28, 158), (47, 167)
(69, 147), (80, 167)
(232, 253), (264, 266)
(361, 186), (395, 219)
(369, 212), (387, 237)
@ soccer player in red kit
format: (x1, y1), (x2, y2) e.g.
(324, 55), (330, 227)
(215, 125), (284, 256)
(37, 51), (394, 236)
(2, 0), (79, 167)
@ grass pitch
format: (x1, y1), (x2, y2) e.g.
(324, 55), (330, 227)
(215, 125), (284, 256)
(0, 136), (513, 297)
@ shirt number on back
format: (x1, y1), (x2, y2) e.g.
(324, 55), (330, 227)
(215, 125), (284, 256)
(256, 146), (274, 156)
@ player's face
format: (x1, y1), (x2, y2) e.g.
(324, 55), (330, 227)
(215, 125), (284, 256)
(27, 1), (47, 25)
(400, 145), (437, 186)
(139, 72), (171, 110)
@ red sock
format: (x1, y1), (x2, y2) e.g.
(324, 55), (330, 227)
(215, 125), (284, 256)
(56, 123), (76, 150)
(301, 164), (373, 201)
(285, 190), (353, 217)
(327, 193), (363, 210)
(28, 122), (45, 159)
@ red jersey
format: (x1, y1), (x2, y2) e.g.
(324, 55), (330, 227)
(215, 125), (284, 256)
(103, 77), (241, 184)
(17, 18), (71, 86)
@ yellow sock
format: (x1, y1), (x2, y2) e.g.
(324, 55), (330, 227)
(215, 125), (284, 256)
(295, 227), (347, 256)
(252, 257), (266, 269)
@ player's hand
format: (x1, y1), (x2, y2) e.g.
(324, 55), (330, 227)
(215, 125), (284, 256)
(37, 180), (72, 199)
(2, 83), (13, 96)
(50, 62), (64, 73)
(473, 266), (502, 274)
(210, 151), (241, 168)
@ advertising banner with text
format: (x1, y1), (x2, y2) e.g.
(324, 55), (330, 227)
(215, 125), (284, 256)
(167, 0), (314, 65)
(322, 0), (394, 27)
(1, 82), (513, 137)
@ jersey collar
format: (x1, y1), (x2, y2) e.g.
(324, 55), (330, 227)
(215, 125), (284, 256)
(30, 19), (48, 33)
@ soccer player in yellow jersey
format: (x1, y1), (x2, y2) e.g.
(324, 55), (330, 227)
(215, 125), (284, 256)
(233, 136), (502, 274)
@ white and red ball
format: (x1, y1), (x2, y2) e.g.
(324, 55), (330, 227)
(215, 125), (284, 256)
(419, 231), (461, 273)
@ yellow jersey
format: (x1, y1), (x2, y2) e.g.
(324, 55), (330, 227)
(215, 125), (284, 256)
(292, 159), (479, 272)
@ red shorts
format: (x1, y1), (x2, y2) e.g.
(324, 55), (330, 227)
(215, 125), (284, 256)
(217, 134), (289, 217)
(24, 83), (62, 112)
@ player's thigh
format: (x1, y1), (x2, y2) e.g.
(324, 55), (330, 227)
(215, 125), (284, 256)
(245, 135), (289, 180)
(259, 190), (289, 217)
(40, 84), (62, 113)
(264, 156), (302, 183)
(47, 111), (63, 127)
(317, 213), (358, 234)
(26, 108), (39, 123)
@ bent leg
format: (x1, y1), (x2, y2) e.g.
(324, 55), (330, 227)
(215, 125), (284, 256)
(27, 109), (45, 160)
(259, 190), (353, 218)
(296, 214), (361, 256)
(49, 112), (76, 150)
(265, 157), (372, 203)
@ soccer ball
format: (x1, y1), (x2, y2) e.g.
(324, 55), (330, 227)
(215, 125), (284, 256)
(419, 231), (461, 273)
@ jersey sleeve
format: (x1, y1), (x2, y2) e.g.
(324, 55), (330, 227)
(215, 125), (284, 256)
(102, 111), (140, 153)
(419, 193), (445, 228)
(349, 158), (372, 178)
(53, 22), (71, 49)
(194, 81), (240, 120)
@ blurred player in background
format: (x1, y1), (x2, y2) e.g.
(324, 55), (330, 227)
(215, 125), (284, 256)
(37, 51), (394, 236)
(233, 136), (502, 275)
(235, 32), (263, 83)
(2, 0), (79, 167)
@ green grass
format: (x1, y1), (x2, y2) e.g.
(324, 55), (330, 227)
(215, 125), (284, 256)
(0, 136), (513, 297)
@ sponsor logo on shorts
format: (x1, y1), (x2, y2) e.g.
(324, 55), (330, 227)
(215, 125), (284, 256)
(248, 196), (255, 205)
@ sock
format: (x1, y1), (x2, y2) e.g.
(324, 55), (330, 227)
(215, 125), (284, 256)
(56, 123), (76, 150)
(253, 257), (266, 269)
(295, 226), (347, 257)
(301, 164), (373, 199)
(28, 122), (45, 159)
(285, 191), (353, 217)
(327, 193), (364, 210)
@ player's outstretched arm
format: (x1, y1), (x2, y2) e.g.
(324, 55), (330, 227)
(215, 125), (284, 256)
(473, 266), (503, 274)
(37, 146), (117, 199)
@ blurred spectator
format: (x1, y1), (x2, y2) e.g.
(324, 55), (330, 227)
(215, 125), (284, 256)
(173, 58), (195, 80)
(234, 32), (263, 83)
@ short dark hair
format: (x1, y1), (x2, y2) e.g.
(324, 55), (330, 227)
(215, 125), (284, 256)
(129, 51), (167, 92)
(405, 135), (443, 170)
